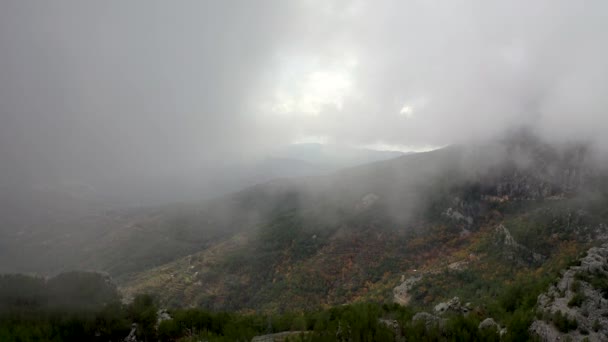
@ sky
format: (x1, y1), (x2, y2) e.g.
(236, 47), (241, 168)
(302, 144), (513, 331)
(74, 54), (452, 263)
(1, 0), (607, 194)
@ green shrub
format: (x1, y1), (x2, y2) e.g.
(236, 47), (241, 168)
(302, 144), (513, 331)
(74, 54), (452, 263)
(576, 271), (608, 299)
(593, 319), (600, 332)
(551, 311), (578, 333)
(568, 293), (585, 307)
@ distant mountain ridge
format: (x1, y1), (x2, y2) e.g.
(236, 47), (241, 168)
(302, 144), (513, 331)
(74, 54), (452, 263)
(274, 143), (407, 168)
(119, 133), (608, 314)
(3, 132), (608, 323)
(0, 144), (408, 276)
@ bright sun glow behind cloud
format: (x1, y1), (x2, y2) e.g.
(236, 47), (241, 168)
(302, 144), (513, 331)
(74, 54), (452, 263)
(268, 56), (355, 116)
(362, 141), (443, 153)
(398, 96), (429, 119)
(399, 105), (414, 118)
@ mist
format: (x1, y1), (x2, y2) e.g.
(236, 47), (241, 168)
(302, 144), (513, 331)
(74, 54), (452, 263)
(1, 0), (607, 203)
(5, 3), (608, 339)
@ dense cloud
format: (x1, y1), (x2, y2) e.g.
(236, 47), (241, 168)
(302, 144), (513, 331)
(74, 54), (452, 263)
(1, 0), (607, 197)
(0, 1), (296, 186)
(287, 1), (608, 148)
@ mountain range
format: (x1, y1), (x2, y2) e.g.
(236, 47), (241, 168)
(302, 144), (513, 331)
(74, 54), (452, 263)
(3, 132), (608, 340)
(118, 132), (608, 314)
(0, 144), (405, 276)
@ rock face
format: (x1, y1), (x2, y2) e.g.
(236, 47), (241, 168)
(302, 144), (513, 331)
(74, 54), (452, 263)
(393, 275), (422, 305)
(123, 323), (138, 342)
(378, 319), (405, 342)
(494, 224), (545, 265)
(531, 244), (608, 341)
(251, 331), (308, 342)
(412, 312), (445, 329)
(433, 297), (470, 315)
(410, 297), (471, 332)
(356, 193), (379, 211)
(412, 302), (505, 337)
(448, 260), (468, 271)
(478, 318), (500, 333)
(156, 309), (171, 325)
(444, 207), (474, 225)
(475, 133), (590, 201)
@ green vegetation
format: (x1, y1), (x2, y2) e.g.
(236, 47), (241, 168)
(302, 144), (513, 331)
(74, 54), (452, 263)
(0, 272), (120, 312)
(0, 204), (601, 341)
(120, 192), (597, 342)
(567, 279), (586, 308)
(593, 319), (600, 332)
(575, 270), (608, 299)
(7, 145), (608, 340)
(550, 311), (578, 333)
(0, 282), (504, 342)
(0, 272), (129, 342)
(0, 268), (558, 341)
(568, 293), (585, 308)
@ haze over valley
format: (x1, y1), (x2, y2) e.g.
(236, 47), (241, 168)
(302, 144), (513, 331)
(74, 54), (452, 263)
(2, 1), (608, 341)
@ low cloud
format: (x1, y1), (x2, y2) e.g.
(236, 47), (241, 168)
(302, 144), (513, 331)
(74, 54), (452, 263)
(1, 0), (607, 196)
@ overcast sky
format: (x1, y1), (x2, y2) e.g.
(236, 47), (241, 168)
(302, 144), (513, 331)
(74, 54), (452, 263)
(1, 0), (607, 190)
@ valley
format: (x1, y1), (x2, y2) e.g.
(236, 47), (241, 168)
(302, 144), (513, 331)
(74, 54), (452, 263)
(3, 134), (608, 340)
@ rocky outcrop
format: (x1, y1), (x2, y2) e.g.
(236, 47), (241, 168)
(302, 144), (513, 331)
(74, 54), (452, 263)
(356, 193), (379, 211)
(478, 318), (501, 334)
(393, 275), (422, 305)
(123, 323), (138, 342)
(531, 243), (608, 341)
(412, 312), (445, 329)
(412, 305), (505, 337)
(494, 224), (545, 265)
(447, 260), (469, 271)
(477, 134), (590, 201)
(433, 297), (470, 315)
(378, 319), (405, 342)
(443, 207), (473, 225)
(409, 297), (472, 332)
(156, 309), (171, 326)
(251, 331), (308, 342)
